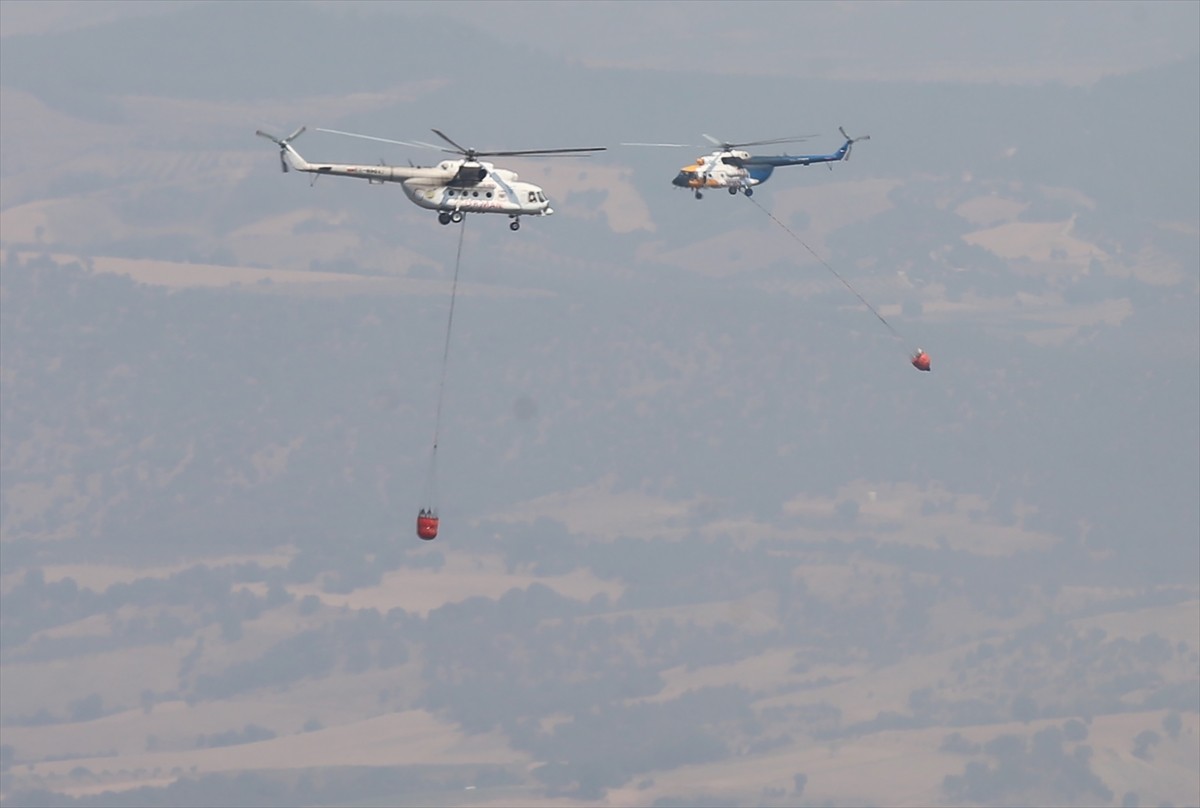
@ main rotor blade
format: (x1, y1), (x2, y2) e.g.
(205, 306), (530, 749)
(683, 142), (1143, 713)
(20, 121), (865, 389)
(431, 128), (472, 155)
(702, 133), (817, 149)
(315, 128), (427, 149)
(729, 134), (818, 148)
(476, 146), (606, 158)
(431, 129), (603, 159)
(491, 152), (604, 159)
(621, 142), (698, 148)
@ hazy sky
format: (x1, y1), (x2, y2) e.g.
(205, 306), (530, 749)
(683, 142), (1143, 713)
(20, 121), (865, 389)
(396, 0), (1200, 84)
(3, 0), (1198, 86)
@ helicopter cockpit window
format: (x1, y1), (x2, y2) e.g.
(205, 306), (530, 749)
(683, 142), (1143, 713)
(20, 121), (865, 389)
(527, 191), (537, 203)
(537, 192), (547, 203)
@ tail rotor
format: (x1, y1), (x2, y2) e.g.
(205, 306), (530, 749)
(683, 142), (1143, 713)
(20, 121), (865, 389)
(838, 126), (870, 162)
(255, 126), (307, 173)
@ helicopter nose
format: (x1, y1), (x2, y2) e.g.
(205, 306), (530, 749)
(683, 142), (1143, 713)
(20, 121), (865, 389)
(672, 172), (690, 187)
(544, 206), (554, 216)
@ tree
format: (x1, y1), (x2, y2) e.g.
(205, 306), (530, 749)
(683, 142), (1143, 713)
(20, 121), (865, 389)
(1010, 694), (1038, 724)
(834, 499), (860, 526)
(1131, 730), (1160, 760)
(1063, 718), (1088, 742)
(69, 693), (104, 722)
(1161, 711), (1182, 741)
(941, 733), (980, 754)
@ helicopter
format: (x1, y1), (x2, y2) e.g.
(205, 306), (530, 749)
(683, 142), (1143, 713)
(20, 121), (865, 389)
(625, 127), (869, 199)
(255, 126), (605, 231)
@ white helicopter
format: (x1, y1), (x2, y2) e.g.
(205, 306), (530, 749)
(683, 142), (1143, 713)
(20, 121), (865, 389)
(625, 128), (869, 199)
(255, 126), (605, 230)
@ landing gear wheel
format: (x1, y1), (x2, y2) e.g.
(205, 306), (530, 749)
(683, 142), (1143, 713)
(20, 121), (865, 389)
(694, 190), (703, 200)
(744, 187), (754, 197)
(509, 220), (520, 231)
(450, 210), (464, 224)
(729, 187), (738, 195)
(438, 212), (452, 225)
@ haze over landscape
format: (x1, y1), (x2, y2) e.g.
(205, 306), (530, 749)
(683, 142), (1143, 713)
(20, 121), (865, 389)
(1, 2), (1197, 806)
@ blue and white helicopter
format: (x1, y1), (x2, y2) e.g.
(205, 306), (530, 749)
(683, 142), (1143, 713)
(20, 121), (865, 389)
(626, 127), (870, 199)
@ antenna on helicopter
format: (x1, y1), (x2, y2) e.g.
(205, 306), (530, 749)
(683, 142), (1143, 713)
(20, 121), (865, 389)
(255, 127), (307, 173)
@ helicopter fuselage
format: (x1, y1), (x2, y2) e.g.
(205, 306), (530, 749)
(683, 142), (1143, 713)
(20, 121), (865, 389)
(289, 152), (553, 218)
(669, 130), (865, 199)
(672, 150), (761, 191)
(399, 162), (552, 216)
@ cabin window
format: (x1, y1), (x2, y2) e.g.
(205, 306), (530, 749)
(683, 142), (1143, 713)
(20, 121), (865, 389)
(485, 191), (493, 198)
(527, 191), (537, 203)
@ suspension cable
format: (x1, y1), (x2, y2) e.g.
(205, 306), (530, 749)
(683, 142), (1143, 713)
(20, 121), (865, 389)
(747, 194), (903, 342)
(425, 217), (467, 508)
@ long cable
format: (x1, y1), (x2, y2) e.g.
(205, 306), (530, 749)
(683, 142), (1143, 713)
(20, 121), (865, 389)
(747, 194), (903, 342)
(425, 217), (467, 508)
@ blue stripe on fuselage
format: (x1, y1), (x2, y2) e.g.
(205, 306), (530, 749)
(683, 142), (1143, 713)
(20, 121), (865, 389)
(744, 142), (850, 168)
(747, 165), (775, 182)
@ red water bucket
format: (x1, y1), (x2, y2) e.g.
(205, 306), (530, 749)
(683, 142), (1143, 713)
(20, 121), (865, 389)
(416, 513), (439, 540)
